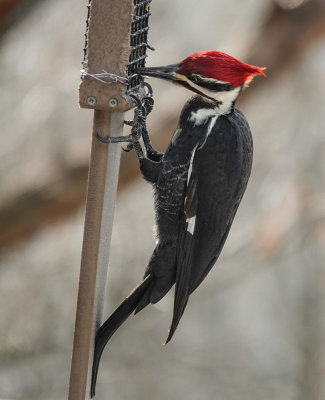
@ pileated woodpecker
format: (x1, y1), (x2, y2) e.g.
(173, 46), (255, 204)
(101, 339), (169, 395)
(91, 51), (265, 397)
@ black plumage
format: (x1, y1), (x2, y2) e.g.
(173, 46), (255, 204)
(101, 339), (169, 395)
(90, 95), (253, 396)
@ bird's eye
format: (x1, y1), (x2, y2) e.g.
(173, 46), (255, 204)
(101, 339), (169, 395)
(191, 75), (199, 83)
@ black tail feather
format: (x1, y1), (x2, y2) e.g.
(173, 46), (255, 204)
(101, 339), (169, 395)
(90, 274), (153, 397)
(164, 229), (193, 345)
(164, 291), (189, 345)
(134, 279), (153, 314)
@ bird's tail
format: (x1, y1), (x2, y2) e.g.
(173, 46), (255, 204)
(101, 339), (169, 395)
(90, 274), (153, 397)
(164, 228), (193, 345)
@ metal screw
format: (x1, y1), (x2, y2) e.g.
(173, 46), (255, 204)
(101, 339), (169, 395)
(109, 98), (118, 107)
(87, 96), (97, 106)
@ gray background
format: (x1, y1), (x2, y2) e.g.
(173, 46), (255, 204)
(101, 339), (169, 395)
(0, 0), (324, 399)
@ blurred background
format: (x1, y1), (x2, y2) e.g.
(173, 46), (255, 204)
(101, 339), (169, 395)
(0, 0), (325, 399)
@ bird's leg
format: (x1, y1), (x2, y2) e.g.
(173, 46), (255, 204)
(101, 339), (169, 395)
(95, 83), (163, 163)
(121, 83), (161, 160)
(123, 95), (163, 184)
(129, 102), (145, 159)
(96, 95), (144, 159)
(120, 119), (138, 153)
(140, 83), (164, 162)
(129, 85), (163, 183)
(139, 157), (162, 185)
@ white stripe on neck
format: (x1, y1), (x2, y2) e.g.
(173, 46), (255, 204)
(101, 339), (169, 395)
(184, 76), (241, 115)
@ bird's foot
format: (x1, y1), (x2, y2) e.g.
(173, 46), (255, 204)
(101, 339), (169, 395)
(96, 83), (157, 161)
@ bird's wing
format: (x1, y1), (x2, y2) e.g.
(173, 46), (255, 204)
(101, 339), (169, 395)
(165, 114), (252, 343)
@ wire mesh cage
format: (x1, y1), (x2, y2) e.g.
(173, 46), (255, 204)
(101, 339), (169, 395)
(127, 0), (153, 93)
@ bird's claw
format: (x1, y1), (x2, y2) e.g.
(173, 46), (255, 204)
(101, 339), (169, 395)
(96, 82), (156, 161)
(124, 120), (133, 126)
(122, 143), (134, 153)
(96, 132), (135, 144)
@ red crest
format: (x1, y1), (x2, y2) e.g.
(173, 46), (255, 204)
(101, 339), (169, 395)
(178, 51), (266, 88)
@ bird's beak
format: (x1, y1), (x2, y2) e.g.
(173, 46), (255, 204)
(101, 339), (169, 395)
(136, 64), (185, 83)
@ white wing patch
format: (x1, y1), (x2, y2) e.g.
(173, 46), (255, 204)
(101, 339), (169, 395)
(206, 115), (218, 137)
(185, 146), (198, 234)
(189, 110), (218, 142)
(187, 144), (197, 184)
(186, 216), (196, 234)
(196, 114), (219, 150)
(184, 113), (219, 235)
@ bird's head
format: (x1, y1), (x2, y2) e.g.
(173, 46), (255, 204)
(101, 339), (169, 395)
(137, 51), (266, 114)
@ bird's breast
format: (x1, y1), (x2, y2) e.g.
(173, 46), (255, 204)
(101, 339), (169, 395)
(154, 160), (189, 216)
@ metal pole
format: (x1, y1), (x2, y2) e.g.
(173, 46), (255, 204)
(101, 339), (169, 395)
(68, 110), (123, 400)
